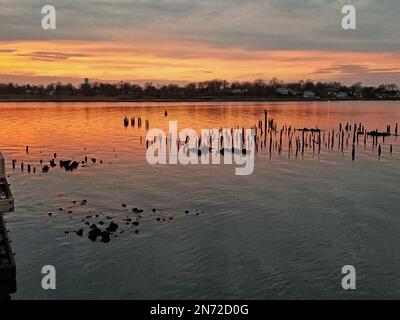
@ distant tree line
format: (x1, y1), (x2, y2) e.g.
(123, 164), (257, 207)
(0, 79), (399, 100)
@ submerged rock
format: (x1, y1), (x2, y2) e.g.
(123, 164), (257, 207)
(100, 231), (111, 243)
(106, 222), (119, 232)
(88, 226), (102, 241)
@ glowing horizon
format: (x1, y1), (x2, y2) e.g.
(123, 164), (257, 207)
(1, 40), (400, 86)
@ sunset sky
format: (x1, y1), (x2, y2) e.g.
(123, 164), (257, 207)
(1, 0), (400, 86)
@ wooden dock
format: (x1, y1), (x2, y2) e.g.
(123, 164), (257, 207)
(0, 214), (16, 299)
(0, 151), (16, 300)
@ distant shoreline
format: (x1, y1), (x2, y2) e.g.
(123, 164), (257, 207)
(1, 96), (400, 103)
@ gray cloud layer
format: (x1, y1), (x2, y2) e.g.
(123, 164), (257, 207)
(0, 0), (399, 52)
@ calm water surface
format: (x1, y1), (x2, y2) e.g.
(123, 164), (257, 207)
(0, 101), (400, 299)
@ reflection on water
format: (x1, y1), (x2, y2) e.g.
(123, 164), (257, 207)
(0, 101), (400, 299)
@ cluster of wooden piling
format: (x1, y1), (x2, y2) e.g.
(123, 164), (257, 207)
(127, 110), (397, 161)
(124, 116), (150, 131)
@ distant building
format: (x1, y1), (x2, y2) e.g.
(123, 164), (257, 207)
(303, 90), (316, 99)
(276, 87), (289, 95)
(231, 88), (247, 94)
(335, 91), (348, 99)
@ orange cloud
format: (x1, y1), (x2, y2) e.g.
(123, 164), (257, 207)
(1, 40), (400, 85)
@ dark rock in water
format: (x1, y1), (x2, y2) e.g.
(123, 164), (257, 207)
(169, 217), (173, 220)
(60, 160), (79, 171)
(101, 231), (110, 237)
(73, 201), (77, 204)
(88, 226), (102, 241)
(134, 230), (139, 234)
(185, 210), (189, 214)
(99, 221), (104, 225)
(152, 208), (157, 213)
(106, 222), (119, 232)
(58, 208), (63, 211)
(76, 229), (83, 237)
(86, 215), (92, 219)
(100, 231), (111, 243)
(85, 221), (90, 226)
(95, 214), (99, 218)
(64, 231), (70, 234)
(68, 211), (73, 214)
(122, 204), (127, 208)
(68, 161), (79, 171)
(42, 165), (50, 173)
(48, 212), (53, 216)
(125, 218), (132, 222)
(132, 221), (139, 226)
(90, 224), (97, 229)
(60, 160), (71, 168)
(156, 218), (161, 222)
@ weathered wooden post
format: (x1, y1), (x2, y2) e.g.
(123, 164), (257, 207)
(264, 110), (268, 146)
